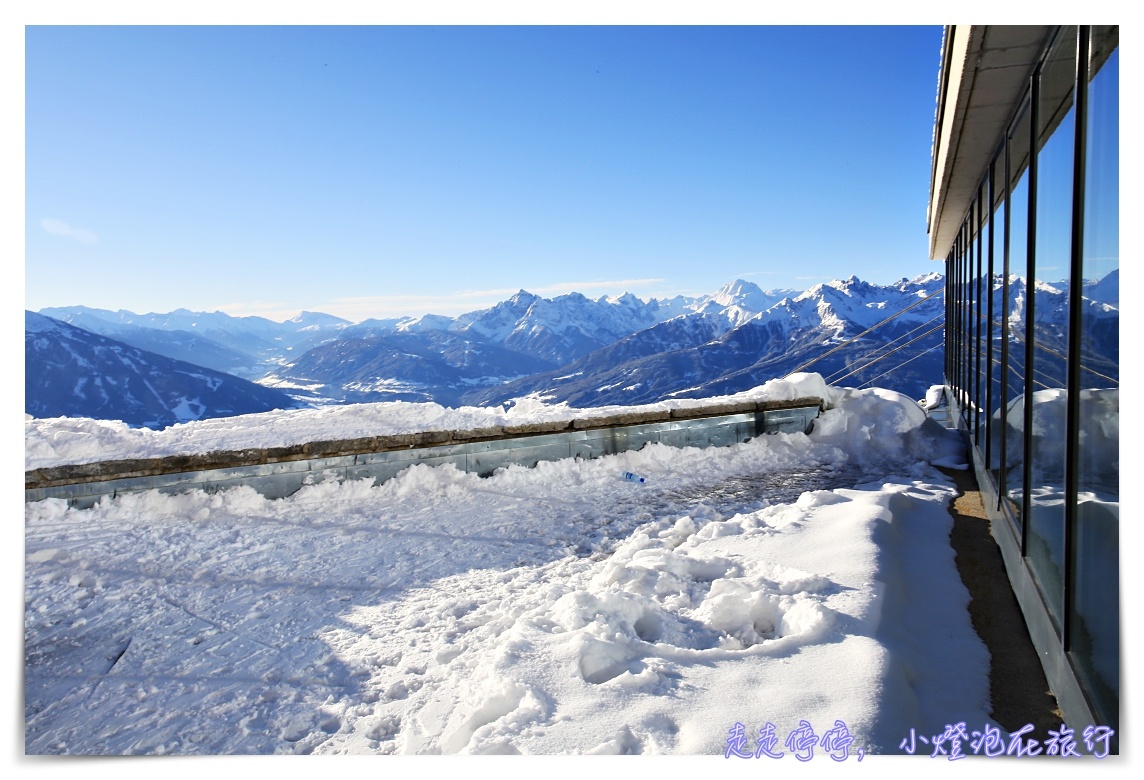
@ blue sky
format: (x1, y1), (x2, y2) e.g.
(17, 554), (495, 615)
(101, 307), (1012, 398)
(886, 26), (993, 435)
(26, 24), (945, 322)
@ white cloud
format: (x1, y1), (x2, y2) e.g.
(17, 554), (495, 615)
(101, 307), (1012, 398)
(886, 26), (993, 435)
(40, 218), (98, 245)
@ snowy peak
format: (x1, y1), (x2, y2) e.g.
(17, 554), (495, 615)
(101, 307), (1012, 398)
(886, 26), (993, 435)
(510, 290), (541, 307)
(710, 279), (767, 309)
(459, 291), (543, 342)
(447, 288), (684, 366)
(1085, 269), (1119, 309)
(395, 313), (457, 334)
(709, 279), (800, 311)
(685, 279), (803, 331)
(801, 278), (859, 302)
(289, 311), (352, 329)
(825, 275), (878, 297)
(904, 271), (944, 287)
(759, 273), (946, 341)
(460, 272), (956, 410)
(604, 291), (643, 308)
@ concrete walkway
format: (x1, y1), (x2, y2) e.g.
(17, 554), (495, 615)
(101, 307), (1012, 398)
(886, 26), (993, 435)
(939, 465), (1062, 734)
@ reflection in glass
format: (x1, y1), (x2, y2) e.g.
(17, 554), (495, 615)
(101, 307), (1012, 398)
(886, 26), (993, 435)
(973, 192), (987, 447)
(1071, 29), (1118, 733)
(987, 160), (1005, 489)
(1024, 27), (1076, 626)
(997, 103), (1030, 533)
(962, 227), (972, 427)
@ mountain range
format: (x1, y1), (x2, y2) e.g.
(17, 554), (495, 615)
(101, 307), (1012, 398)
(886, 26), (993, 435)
(28, 271), (1119, 428)
(25, 312), (297, 428)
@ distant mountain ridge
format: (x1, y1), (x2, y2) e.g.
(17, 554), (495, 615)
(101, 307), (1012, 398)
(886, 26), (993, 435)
(39, 305), (354, 379)
(31, 271), (1118, 426)
(460, 273), (951, 407)
(26, 312), (298, 428)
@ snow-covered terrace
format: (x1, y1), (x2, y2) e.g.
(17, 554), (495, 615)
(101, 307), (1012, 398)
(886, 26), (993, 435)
(24, 373), (1058, 757)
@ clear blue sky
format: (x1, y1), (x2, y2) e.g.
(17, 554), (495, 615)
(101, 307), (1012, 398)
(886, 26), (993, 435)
(26, 24), (945, 322)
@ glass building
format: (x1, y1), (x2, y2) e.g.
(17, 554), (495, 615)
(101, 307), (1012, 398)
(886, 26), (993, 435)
(928, 26), (1119, 742)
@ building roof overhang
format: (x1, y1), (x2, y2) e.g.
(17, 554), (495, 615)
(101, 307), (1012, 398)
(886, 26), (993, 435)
(927, 25), (1053, 260)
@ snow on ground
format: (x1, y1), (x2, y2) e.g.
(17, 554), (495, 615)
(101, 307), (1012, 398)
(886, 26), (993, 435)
(25, 378), (1002, 758)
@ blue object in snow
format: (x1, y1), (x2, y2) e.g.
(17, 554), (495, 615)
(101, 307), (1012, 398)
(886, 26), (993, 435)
(621, 471), (647, 483)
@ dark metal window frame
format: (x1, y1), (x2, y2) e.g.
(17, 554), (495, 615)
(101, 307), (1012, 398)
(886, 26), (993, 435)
(942, 25), (1117, 739)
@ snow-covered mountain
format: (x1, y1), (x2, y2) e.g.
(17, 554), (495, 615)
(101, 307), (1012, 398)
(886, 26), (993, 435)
(998, 274), (1119, 390)
(458, 290), (677, 364)
(1084, 269), (1119, 309)
(691, 279), (801, 329)
(32, 307), (259, 377)
(25, 312), (298, 428)
(39, 305), (352, 377)
(462, 274), (950, 407)
(268, 290), (705, 404)
(269, 281), (810, 404)
(30, 270), (1117, 425)
(267, 330), (554, 406)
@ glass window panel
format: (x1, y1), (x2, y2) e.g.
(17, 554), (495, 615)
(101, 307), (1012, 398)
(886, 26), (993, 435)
(1071, 28), (1118, 733)
(961, 231), (970, 423)
(970, 209), (979, 434)
(1003, 104), (1031, 533)
(1026, 26), (1076, 628)
(974, 189), (987, 446)
(987, 159), (1006, 487)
